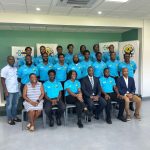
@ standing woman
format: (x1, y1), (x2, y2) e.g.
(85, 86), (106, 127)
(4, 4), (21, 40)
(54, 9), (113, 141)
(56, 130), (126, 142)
(64, 70), (89, 128)
(23, 73), (44, 131)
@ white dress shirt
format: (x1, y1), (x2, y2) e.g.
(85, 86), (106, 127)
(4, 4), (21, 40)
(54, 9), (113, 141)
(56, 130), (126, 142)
(123, 76), (129, 94)
(1, 65), (19, 93)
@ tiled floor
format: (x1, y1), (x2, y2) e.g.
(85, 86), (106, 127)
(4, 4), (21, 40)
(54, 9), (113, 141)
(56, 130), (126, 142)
(0, 100), (150, 150)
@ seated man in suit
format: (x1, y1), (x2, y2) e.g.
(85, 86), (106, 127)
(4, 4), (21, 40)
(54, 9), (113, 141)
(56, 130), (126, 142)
(100, 68), (126, 124)
(117, 68), (141, 121)
(81, 66), (107, 122)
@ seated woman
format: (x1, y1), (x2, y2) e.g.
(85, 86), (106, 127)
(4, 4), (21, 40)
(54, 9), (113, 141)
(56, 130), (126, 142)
(64, 70), (89, 128)
(23, 73), (44, 131)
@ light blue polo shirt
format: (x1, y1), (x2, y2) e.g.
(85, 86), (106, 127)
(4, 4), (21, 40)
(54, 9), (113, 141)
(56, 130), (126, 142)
(67, 62), (83, 79)
(78, 53), (84, 62)
(65, 53), (74, 64)
(35, 55), (43, 66)
(43, 80), (63, 99)
(17, 64), (38, 84)
(99, 76), (116, 93)
(37, 62), (53, 81)
(81, 60), (93, 78)
(53, 54), (59, 64)
(106, 60), (120, 77)
(103, 52), (120, 62)
(92, 61), (107, 78)
(90, 51), (97, 62)
(64, 80), (81, 96)
(118, 61), (137, 78)
(53, 63), (68, 82)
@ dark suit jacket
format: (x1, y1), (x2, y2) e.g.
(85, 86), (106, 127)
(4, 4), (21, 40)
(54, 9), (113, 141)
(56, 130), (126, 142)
(117, 76), (136, 95)
(81, 76), (101, 99)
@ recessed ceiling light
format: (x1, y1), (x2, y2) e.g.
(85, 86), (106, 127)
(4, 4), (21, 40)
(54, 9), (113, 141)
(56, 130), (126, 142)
(105, 0), (128, 3)
(36, 7), (41, 11)
(98, 11), (102, 15)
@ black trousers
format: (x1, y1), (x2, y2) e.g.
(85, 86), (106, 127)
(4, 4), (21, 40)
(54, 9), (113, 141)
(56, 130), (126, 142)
(44, 100), (65, 120)
(105, 92), (125, 119)
(66, 95), (86, 119)
(85, 97), (107, 116)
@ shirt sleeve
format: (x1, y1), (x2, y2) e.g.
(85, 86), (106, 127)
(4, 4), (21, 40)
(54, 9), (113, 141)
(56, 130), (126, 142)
(112, 78), (116, 86)
(59, 82), (63, 91)
(1, 68), (7, 78)
(64, 81), (68, 90)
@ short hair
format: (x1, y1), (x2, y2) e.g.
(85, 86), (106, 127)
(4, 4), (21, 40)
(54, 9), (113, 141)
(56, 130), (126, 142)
(96, 52), (102, 57)
(67, 44), (74, 49)
(42, 52), (48, 57)
(58, 53), (65, 58)
(124, 53), (130, 58)
(110, 52), (116, 55)
(87, 66), (93, 72)
(40, 45), (46, 49)
(93, 44), (99, 49)
(25, 55), (32, 59)
(84, 50), (90, 55)
(7, 56), (14, 60)
(108, 44), (114, 48)
(80, 45), (86, 50)
(104, 68), (109, 73)
(67, 70), (77, 79)
(29, 73), (36, 78)
(25, 47), (32, 51)
(57, 45), (63, 50)
(48, 69), (56, 75)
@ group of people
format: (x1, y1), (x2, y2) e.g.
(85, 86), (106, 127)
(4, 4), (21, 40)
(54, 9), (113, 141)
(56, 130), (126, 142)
(0, 44), (142, 131)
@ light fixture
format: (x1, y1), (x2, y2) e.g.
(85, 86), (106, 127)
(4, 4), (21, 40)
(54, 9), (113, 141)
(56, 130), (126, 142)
(98, 11), (102, 15)
(105, 0), (128, 3)
(36, 7), (41, 11)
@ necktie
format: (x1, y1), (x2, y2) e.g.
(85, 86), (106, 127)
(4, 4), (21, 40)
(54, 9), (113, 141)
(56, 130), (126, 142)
(90, 77), (94, 88)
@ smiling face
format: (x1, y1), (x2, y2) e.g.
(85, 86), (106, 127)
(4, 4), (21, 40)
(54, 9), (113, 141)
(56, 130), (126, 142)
(88, 67), (94, 77)
(7, 56), (15, 67)
(110, 52), (116, 61)
(25, 55), (32, 66)
(49, 72), (55, 82)
(71, 71), (77, 80)
(122, 68), (128, 77)
(109, 45), (115, 53)
(25, 47), (32, 56)
(104, 69), (110, 77)
(73, 55), (79, 64)
(40, 46), (46, 55)
(30, 74), (37, 83)
(42, 53), (48, 62)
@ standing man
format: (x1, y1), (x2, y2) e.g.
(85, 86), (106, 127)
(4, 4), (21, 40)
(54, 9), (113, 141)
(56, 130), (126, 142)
(81, 67), (107, 122)
(53, 45), (63, 64)
(37, 53), (53, 83)
(90, 44), (100, 62)
(65, 44), (74, 64)
(78, 45), (86, 62)
(92, 52), (107, 78)
(1, 56), (21, 125)
(81, 50), (93, 78)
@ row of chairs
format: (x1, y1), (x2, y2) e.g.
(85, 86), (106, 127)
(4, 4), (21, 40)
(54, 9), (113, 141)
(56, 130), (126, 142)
(21, 101), (118, 130)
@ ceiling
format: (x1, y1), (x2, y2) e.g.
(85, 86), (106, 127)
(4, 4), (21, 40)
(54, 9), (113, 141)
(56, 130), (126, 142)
(0, 0), (149, 19)
(0, 23), (134, 33)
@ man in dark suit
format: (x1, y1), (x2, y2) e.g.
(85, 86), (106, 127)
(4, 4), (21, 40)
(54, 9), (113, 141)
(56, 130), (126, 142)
(117, 68), (141, 121)
(81, 66), (107, 122)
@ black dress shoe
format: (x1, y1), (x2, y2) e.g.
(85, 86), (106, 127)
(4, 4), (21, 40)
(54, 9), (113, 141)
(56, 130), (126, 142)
(106, 118), (112, 124)
(77, 120), (83, 128)
(13, 117), (21, 122)
(129, 102), (135, 111)
(118, 116), (127, 122)
(8, 120), (15, 125)
(56, 118), (62, 126)
(49, 118), (54, 127)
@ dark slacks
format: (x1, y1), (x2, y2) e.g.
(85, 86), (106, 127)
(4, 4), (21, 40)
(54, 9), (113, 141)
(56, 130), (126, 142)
(85, 97), (107, 116)
(105, 92), (125, 119)
(66, 95), (86, 119)
(44, 100), (65, 120)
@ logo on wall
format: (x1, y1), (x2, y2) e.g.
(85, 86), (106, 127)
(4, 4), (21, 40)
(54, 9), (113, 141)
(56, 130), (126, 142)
(45, 47), (54, 55)
(122, 44), (135, 57)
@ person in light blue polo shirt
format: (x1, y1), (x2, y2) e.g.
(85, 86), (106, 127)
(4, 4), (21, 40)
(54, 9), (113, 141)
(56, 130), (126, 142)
(18, 47), (35, 66)
(67, 54), (83, 80)
(90, 44), (100, 62)
(53, 45), (63, 64)
(35, 45), (46, 65)
(37, 53), (53, 83)
(81, 50), (93, 78)
(103, 44), (120, 62)
(99, 68), (126, 124)
(18, 55), (38, 94)
(78, 45), (86, 62)
(92, 52), (107, 78)
(44, 69), (65, 127)
(64, 70), (89, 128)
(65, 44), (74, 64)
(106, 52), (120, 81)
(53, 53), (68, 84)
(118, 53), (137, 78)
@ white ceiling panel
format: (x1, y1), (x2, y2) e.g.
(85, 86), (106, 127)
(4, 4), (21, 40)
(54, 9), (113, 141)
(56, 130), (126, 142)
(26, 0), (52, 5)
(0, 0), (25, 5)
